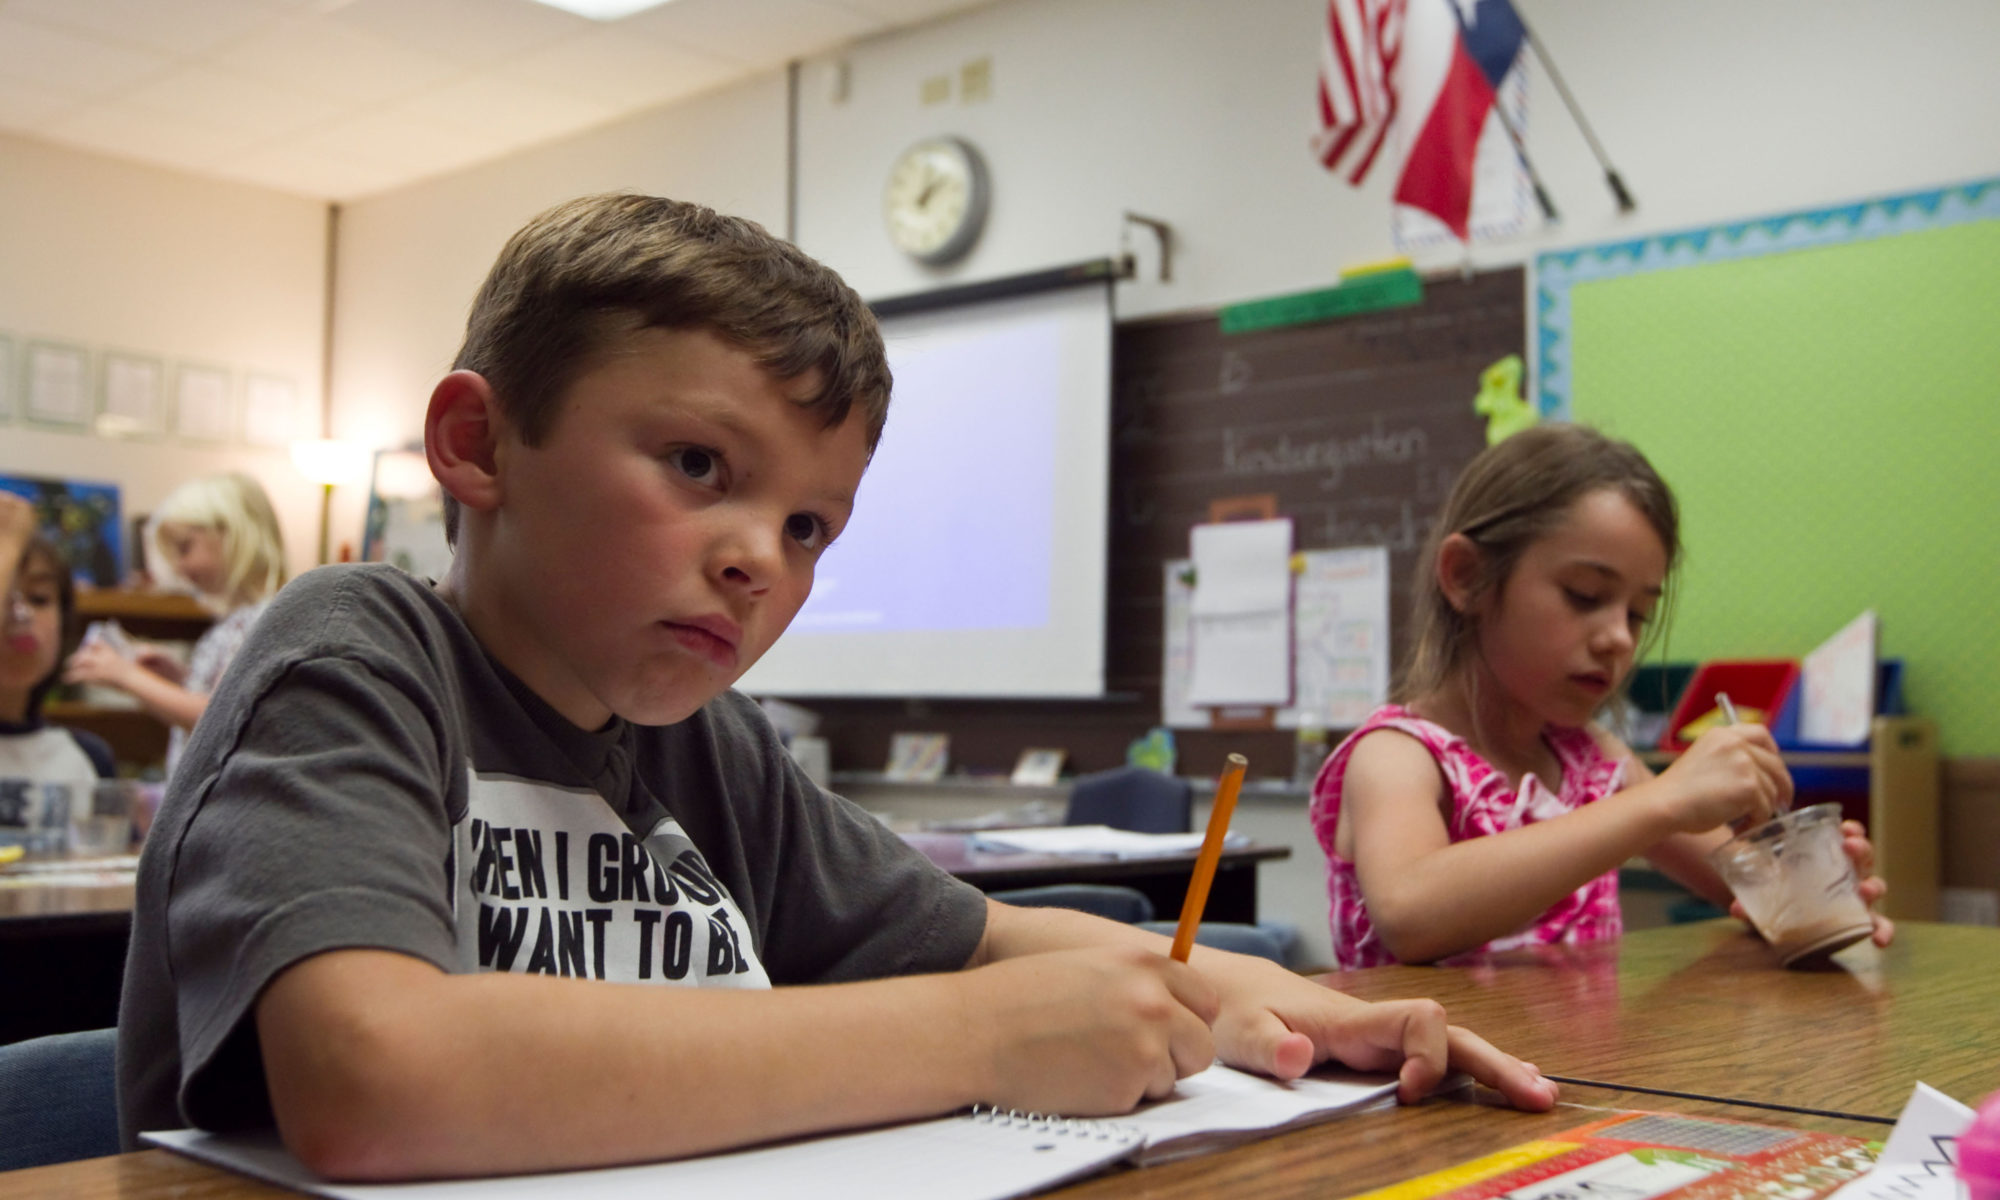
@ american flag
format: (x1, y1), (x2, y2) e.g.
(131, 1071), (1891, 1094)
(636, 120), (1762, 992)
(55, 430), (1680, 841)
(1313, 0), (1407, 185)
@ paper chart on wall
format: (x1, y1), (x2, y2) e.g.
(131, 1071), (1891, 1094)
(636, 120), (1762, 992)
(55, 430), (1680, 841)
(1289, 546), (1391, 729)
(1162, 547), (1390, 730)
(1186, 519), (1293, 706)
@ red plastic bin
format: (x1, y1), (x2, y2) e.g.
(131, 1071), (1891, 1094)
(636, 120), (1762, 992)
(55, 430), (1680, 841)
(1660, 659), (1799, 751)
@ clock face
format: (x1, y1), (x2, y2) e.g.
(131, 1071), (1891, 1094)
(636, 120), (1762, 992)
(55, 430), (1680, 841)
(883, 136), (989, 265)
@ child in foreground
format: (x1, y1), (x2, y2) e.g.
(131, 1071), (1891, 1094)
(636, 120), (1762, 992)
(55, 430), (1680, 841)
(118, 194), (1556, 1180)
(1311, 425), (1894, 968)
(64, 472), (286, 777)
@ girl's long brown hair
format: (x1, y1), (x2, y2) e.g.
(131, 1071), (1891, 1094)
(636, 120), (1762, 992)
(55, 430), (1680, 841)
(1396, 424), (1680, 704)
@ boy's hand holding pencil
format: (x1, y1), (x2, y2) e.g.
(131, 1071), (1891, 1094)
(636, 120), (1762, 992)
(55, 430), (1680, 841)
(1164, 752), (1559, 1113)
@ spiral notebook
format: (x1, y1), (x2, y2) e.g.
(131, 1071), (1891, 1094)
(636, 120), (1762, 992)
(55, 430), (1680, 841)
(144, 1064), (1396, 1200)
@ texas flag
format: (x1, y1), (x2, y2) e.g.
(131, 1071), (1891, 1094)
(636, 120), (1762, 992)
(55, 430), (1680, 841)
(1316, 0), (1529, 242)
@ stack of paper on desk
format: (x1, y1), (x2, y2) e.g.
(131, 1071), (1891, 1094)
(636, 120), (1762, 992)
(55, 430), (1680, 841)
(967, 824), (1247, 859)
(146, 1064), (1395, 1200)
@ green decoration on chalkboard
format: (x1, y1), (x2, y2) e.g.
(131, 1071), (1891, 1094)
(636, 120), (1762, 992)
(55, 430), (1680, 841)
(1472, 354), (1537, 445)
(1217, 268), (1423, 334)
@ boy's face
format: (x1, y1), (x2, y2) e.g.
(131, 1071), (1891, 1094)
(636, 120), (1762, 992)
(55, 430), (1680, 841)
(475, 325), (869, 730)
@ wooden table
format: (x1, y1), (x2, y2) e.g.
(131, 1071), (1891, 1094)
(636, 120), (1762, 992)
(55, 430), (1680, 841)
(6, 920), (1977, 1199)
(903, 831), (1290, 923)
(1, 1088), (1889, 1200)
(0, 863), (136, 1044)
(1319, 919), (1999, 1121)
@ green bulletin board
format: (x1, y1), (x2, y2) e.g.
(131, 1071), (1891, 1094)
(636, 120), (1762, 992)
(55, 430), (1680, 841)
(1536, 180), (2000, 756)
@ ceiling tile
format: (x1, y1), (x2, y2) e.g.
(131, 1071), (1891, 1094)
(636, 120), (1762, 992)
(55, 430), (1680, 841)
(833, 0), (994, 26)
(44, 101), (257, 168)
(327, 0), (590, 67)
(622, 0), (882, 67)
(392, 72), (615, 143)
(114, 67), (346, 139)
(0, 75), (91, 129)
(509, 24), (737, 111)
(0, 13), (173, 95)
(1, 0), (283, 57)
(210, 13), (456, 107)
(211, 144), (405, 201)
(286, 106), (476, 174)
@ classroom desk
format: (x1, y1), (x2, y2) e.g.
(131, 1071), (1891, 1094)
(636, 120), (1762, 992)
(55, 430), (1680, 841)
(902, 830), (1290, 924)
(3, 1087), (1889, 1199)
(1316, 920), (2000, 1121)
(0, 864), (136, 1044)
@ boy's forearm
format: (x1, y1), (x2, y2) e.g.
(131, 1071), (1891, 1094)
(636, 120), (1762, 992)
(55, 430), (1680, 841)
(258, 950), (988, 1180)
(1361, 790), (1680, 962)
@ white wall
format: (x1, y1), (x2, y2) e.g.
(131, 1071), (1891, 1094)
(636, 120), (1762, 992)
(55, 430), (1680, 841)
(324, 0), (2000, 967)
(326, 73), (789, 555)
(0, 132), (328, 581)
(794, 0), (2000, 307)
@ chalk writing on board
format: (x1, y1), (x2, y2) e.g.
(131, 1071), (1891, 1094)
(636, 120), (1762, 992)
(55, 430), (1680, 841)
(1320, 502), (1427, 555)
(1220, 419), (1429, 490)
(1218, 351), (1253, 395)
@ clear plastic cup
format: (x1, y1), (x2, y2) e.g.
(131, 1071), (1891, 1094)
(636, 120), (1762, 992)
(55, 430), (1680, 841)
(1709, 802), (1873, 967)
(68, 780), (135, 856)
(0, 778), (76, 854)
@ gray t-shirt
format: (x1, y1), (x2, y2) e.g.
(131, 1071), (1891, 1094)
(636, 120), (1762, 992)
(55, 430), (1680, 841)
(118, 564), (988, 1145)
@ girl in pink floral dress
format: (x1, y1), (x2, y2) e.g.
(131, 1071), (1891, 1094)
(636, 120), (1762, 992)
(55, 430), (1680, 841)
(1311, 425), (1893, 968)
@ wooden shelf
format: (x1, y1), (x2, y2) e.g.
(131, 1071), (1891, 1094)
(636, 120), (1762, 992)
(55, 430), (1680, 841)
(72, 589), (214, 641)
(43, 703), (169, 770)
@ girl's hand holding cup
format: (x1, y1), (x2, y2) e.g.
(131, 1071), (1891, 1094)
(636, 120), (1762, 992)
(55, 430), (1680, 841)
(1656, 723), (1791, 834)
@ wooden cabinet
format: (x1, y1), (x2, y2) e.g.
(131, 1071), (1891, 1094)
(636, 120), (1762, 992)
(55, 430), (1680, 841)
(45, 590), (214, 771)
(1640, 715), (1940, 921)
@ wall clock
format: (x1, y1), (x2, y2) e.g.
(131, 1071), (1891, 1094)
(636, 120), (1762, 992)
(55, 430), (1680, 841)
(883, 135), (990, 265)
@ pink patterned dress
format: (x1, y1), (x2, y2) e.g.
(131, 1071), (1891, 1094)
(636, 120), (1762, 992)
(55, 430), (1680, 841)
(1310, 705), (1627, 968)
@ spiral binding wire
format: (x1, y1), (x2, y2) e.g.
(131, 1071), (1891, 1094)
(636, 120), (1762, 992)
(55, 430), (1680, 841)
(966, 1104), (1143, 1144)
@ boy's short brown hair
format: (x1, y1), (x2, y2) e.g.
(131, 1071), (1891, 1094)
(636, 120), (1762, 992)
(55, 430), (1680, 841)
(443, 193), (892, 542)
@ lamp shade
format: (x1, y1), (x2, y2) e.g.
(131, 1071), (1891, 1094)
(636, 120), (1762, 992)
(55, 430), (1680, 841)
(290, 439), (371, 487)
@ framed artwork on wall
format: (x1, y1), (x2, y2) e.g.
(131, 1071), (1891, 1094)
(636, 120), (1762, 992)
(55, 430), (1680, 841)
(24, 342), (91, 429)
(172, 364), (234, 444)
(241, 373), (300, 449)
(0, 334), (14, 421)
(99, 352), (166, 439)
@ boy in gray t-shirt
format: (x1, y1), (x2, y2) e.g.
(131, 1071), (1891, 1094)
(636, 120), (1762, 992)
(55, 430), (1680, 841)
(118, 194), (1557, 1178)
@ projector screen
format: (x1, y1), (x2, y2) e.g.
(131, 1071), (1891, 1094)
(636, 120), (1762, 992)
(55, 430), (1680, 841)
(736, 281), (1112, 698)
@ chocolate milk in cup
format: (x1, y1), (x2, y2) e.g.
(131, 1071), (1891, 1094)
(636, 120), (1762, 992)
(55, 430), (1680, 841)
(1708, 802), (1873, 967)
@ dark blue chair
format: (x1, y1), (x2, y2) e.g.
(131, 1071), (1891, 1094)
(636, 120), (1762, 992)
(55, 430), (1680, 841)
(1064, 766), (1193, 834)
(988, 884), (1157, 924)
(989, 883), (1292, 965)
(0, 1027), (121, 1169)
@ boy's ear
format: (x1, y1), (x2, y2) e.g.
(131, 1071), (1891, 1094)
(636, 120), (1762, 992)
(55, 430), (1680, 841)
(1436, 533), (1485, 614)
(426, 371), (507, 519)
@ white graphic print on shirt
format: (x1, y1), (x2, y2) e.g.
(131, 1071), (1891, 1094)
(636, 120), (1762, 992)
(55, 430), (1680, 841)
(451, 768), (770, 989)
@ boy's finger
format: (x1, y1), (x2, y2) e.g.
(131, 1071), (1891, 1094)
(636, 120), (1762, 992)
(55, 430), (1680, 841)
(1378, 999), (1449, 1103)
(1157, 959), (1220, 1027)
(1444, 1025), (1560, 1111)
(1217, 1009), (1314, 1081)
(1166, 1002), (1217, 1085)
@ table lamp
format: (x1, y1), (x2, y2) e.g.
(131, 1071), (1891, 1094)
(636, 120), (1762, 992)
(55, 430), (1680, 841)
(289, 438), (371, 565)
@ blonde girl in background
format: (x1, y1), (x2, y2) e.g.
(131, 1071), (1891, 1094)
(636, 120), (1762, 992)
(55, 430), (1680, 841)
(65, 472), (286, 777)
(1310, 424), (1893, 968)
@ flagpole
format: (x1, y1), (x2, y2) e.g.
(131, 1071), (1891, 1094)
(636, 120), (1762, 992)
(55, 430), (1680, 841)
(1486, 85), (1559, 225)
(1516, 16), (1636, 214)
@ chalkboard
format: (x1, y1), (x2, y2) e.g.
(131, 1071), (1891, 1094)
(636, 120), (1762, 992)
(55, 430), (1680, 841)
(806, 268), (1525, 778)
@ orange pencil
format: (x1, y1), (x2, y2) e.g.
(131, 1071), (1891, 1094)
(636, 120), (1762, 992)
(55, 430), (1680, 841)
(1170, 753), (1248, 962)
